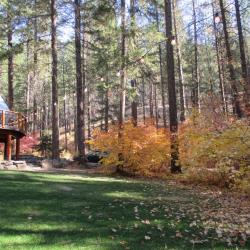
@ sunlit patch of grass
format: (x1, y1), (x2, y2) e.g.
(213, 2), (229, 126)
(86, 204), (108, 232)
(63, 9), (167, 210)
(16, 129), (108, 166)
(104, 191), (146, 200)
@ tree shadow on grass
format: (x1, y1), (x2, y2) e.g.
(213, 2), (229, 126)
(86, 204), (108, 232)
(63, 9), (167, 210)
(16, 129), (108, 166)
(0, 171), (246, 250)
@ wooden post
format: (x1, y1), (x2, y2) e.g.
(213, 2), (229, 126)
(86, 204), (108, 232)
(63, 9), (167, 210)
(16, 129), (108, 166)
(6, 134), (12, 160)
(2, 111), (5, 128)
(16, 138), (20, 160)
(4, 141), (7, 160)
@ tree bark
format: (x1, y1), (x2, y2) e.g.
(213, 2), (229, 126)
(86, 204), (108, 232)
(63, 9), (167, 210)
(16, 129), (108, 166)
(130, 0), (137, 127)
(26, 40), (31, 129)
(117, 0), (127, 173)
(164, 0), (181, 173)
(7, 12), (14, 110)
(41, 100), (46, 131)
(73, 93), (78, 151)
(131, 80), (138, 126)
(149, 82), (154, 120)
(192, 0), (199, 109)
(33, 0), (38, 131)
(155, 5), (167, 128)
(119, 0), (126, 128)
(173, 0), (186, 121)
(219, 0), (242, 118)
(74, 0), (85, 161)
(234, 0), (250, 112)
(212, 2), (227, 115)
(85, 34), (91, 139)
(33, 97), (37, 133)
(62, 62), (68, 151)
(142, 77), (146, 124)
(81, 11), (87, 151)
(87, 88), (92, 138)
(51, 0), (60, 159)
(154, 83), (159, 128)
(104, 84), (109, 132)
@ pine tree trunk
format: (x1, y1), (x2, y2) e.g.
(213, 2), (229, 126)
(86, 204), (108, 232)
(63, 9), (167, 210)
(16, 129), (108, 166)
(85, 35), (91, 139)
(234, 0), (250, 112)
(41, 103), (46, 131)
(46, 100), (50, 131)
(33, 5), (38, 133)
(26, 40), (31, 127)
(51, 0), (60, 159)
(155, 6), (167, 128)
(131, 80), (138, 126)
(74, 0), (85, 161)
(117, 0), (127, 173)
(73, 93), (78, 151)
(212, 3), (227, 115)
(142, 77), (146, 124)
(173, 0), (186, 121)
(100, 93), (104, 130)
(87, 88), (91, 138)
(33, 98), (37, 133)
(104, 88), (109, 132)
(219, 0), (242, 118)
(192, 0), (199, 109)
(154, 83), (159, 128)
(149, 82), (154, 120)
(130, 0), (137, 127)
(119, 0), (126, 128)
(81, 18), (86, 147)
(62, 62), (68, 151)
(7, 12), (14, 110)
(164, 0), (181, 173)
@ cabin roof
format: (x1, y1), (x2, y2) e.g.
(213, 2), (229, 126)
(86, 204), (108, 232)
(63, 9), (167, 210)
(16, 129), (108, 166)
(0, 96), (9, 111)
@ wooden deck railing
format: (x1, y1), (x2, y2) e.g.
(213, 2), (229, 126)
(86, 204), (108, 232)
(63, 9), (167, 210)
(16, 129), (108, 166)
(0, 110), (27, 135)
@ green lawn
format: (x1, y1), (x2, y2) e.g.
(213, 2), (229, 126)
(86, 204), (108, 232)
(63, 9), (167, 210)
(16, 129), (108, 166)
(0, 171), (248, 250)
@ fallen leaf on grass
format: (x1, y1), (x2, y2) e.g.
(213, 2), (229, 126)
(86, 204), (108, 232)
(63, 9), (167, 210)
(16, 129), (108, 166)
(120, 240), (127, 245)
(175, 231), (183, 238)
(216, 228), (222, 238)
(141, 220), (150, 225)
(189, 221), (197, 227)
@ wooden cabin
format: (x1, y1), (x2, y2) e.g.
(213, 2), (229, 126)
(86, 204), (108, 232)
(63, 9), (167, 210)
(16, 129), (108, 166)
(0, 96), (27, 160)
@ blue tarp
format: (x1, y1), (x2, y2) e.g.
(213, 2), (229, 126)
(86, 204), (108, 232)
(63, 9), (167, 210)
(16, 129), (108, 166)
(0, 96), (9, 111)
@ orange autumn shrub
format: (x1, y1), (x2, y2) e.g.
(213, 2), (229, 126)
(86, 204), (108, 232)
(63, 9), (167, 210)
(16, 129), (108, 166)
(89, 121), (171, 177)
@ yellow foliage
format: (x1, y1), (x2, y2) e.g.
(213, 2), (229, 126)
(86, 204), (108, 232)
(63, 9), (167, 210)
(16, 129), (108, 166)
(89, 114), (250, 192)
(89, 121), (171, 177)
(179, 116), (250, 169)
(179, 115), (250, 192)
